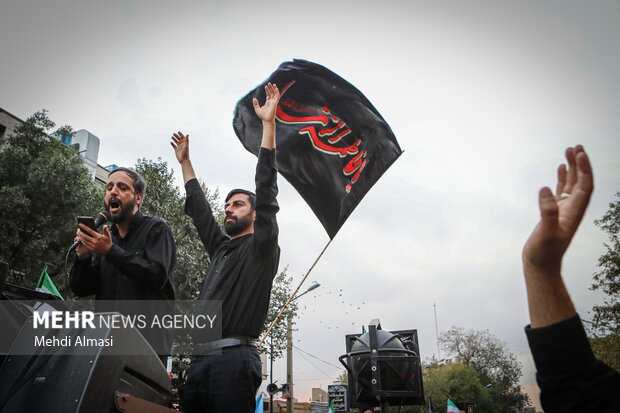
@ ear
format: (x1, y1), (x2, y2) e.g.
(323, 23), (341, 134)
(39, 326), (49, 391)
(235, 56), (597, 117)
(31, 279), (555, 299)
(252, 210), (257, 221)
(136, 193), (143, 207)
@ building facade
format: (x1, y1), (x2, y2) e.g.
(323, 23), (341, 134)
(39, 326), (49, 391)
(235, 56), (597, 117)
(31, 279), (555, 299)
(0, 107), (110, 186)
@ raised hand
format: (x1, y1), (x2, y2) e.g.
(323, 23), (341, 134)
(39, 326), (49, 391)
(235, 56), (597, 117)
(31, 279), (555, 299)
(253, 82), (280, 123)
(523, 145), (594, 272)
(171, 131), (190, 164)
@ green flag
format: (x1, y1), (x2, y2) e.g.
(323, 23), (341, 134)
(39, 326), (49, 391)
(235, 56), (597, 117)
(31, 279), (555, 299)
(35, 265), (64, 300)
(447, 399), (460, 413)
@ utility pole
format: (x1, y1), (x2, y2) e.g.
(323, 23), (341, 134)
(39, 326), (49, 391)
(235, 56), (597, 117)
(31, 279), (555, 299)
(434, 302), (441, 360)
(286, 314), (293, 413)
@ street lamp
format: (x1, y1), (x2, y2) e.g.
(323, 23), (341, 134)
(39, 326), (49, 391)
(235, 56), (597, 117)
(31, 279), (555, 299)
(293, 282), (320, 300)
(268, 282), (321, 413)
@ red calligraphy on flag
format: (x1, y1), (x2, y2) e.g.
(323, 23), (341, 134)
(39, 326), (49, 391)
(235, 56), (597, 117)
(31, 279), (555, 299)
(276, 80), (369, 193)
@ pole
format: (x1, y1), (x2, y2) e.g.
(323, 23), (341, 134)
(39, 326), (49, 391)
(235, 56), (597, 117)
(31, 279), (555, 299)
(259, 239), (332, 347)
(286, 314), (293, 413)
(270, 335), (274, 413)
(434, 302), (441, 359)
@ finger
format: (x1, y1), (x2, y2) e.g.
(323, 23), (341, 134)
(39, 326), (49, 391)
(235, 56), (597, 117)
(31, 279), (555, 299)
(572, 149), (594, 202)
(172, 132), (186, 141)
(564, 146), (577, 193)
(79, 234), (96, 250)
(555, 164), (566, 200)
(103, 225), (111, 238)
(77, 228), (95, 244)
(538, 186), (559, 234)
(78, 224), (97, 237)
(170, 142), (177, 151)
(252, 97), (260, 111)
(273, 84), (280, 100)
(265, 84), (272, 100)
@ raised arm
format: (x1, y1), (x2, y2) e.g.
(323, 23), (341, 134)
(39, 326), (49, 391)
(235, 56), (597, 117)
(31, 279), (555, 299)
(171, 132), (196, 184)
(522, 145), (593, 327)
(252, 82), (280, 149)
(171, 131), (227, 255)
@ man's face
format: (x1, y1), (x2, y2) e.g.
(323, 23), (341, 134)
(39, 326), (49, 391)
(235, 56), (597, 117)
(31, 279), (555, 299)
(224, 193), (255, 237)
(104, 171), (142, 224)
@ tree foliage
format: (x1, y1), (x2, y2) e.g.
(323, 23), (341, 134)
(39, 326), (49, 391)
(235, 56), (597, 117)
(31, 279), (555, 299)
(436, 327), (530, 413)
(0, 109), (99, 286)
(423, 362), (493, 412)
(590, 192), (620, 369)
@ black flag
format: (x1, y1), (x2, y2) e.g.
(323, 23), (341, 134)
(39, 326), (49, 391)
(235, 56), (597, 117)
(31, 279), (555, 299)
(233, 59), (403, 239)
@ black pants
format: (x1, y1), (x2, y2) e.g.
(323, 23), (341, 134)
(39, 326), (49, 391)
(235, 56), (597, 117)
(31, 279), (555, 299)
(182, 345), (262, 413)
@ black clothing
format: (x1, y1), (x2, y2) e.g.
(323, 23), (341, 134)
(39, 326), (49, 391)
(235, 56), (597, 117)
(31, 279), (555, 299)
(182, 345), (262, 413)
(183, 147), (280, 339)
(70, 210), (176, 356)
(182, 147), (280, 413)
(525, 315), (620, 412)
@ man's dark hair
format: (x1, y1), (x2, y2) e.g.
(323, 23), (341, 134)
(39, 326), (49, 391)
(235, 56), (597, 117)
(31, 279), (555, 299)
(108, 167), (147, 195)
(226, 189), (256, 210)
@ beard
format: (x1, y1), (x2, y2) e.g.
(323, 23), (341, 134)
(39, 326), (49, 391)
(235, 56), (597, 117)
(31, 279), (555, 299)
(224, 213), (253, 237)
(105, 197), (136, 224)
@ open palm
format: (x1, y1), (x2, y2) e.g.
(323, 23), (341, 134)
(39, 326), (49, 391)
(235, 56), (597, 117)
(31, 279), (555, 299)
(253, 82), (280, 122)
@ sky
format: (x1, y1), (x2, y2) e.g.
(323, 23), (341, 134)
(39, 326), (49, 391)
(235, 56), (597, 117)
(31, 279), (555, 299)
(2, 0), (620, 408)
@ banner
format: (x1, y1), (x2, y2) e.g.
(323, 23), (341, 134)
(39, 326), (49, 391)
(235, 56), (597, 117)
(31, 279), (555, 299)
(234, 59), (403, 238)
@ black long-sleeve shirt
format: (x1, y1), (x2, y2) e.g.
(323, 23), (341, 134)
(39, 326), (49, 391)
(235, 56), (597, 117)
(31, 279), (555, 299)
(525, 315), (620, 412)
(70, 211), (176, 354)
(184, 147), (280, 339)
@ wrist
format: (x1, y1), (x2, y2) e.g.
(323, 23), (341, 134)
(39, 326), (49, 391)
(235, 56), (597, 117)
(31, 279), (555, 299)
(523, 258), (562, 279)
(262, 120), (276, 127)
(101, 243), (113, 256)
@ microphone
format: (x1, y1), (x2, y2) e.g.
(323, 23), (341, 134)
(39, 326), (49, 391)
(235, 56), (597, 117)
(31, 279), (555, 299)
(69, 211), (111, 252)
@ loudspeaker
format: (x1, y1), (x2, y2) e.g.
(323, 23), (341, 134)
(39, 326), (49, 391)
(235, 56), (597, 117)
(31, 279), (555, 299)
(0, 314), (171, 412)
(340, 320), (424, 409)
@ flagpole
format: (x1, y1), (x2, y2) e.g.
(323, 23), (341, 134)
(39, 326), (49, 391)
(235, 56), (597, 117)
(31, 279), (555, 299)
(258, 238), (332, 348)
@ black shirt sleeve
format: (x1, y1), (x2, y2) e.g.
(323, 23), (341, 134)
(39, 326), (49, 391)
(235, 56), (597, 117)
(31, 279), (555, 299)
(525, 315), (620, 412)
(104, 220), (175, 290)
(253, 147), (279, 257)
(69, 255), (101, 296)
(184, 178), (228, 256)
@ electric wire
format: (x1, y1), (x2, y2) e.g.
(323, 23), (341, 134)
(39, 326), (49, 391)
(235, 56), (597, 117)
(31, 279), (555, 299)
(293, 345), (342, 370)
(294, 347), (334, 380)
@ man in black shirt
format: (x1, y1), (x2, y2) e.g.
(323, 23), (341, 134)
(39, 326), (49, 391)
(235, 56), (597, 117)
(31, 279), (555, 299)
(522, 145), (620, 412)
(70, 167), (176, 365)
(171, 82), (281, 413)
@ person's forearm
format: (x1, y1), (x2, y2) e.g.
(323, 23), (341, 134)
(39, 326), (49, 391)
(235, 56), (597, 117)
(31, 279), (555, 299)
(180, 159), (197, 184)
(261, 120), (276, 149)
(524, 263), (577, 328)
(253, 147), (279, 254)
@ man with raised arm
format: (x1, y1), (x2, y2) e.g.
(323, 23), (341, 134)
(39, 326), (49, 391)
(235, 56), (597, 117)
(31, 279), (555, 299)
(522, 145), (620, 412)
(171, 83), (281, 413)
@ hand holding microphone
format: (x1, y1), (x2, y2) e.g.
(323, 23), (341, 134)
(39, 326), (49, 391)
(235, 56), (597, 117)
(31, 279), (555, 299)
(69, 211), (112, 257)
